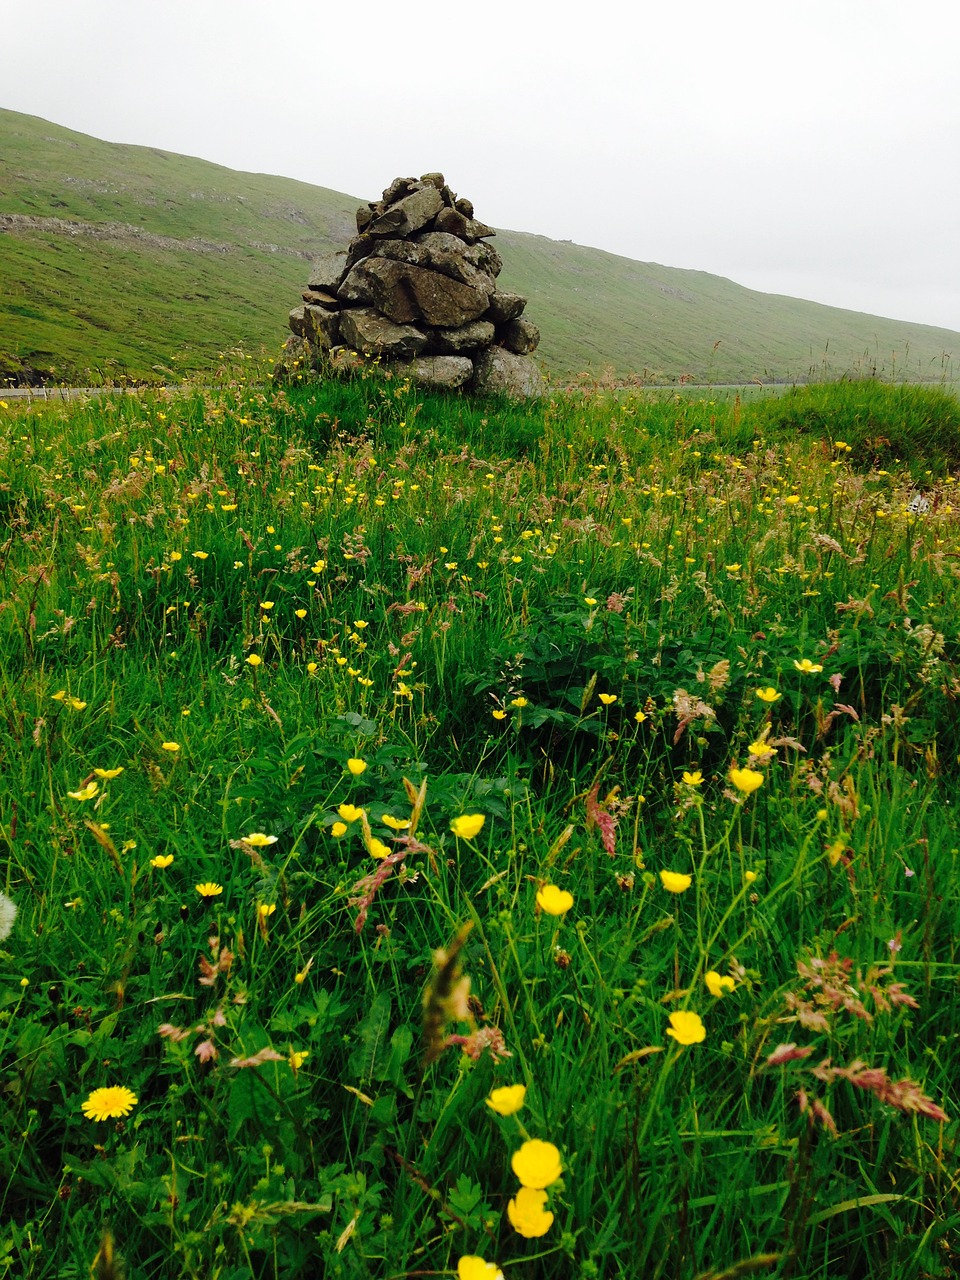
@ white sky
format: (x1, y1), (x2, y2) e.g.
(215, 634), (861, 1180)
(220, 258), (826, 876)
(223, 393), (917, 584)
(5, 0), (960, 332)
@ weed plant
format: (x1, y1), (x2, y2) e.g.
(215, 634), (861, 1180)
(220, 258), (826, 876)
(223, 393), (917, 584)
(0, 372), (958, 1279)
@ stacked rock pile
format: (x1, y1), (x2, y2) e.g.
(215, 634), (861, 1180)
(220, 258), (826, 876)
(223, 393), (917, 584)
(278, 174), (544, 396)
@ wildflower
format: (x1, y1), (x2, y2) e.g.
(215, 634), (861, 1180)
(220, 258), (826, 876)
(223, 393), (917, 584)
(634, 709), (647, 723)
(195, 882), (223, 900)
(295, 958), (314, 984)
(705, 971), (736, 997)
(511, 1138), (563, 1189)
(150, 854), (174, 869)
(536, 884), (574, 916)
(381, 814), (410, 831)
(93, 767), (124, 780)
(288, 1049), (309, 1071)
(666, 1010), (706, 1045)
(258, 903), (277, 919)
(598, 693), (618, 706)
(486, 1084), (527, 1116)
(260, 601), (275, 610)
(793, 658), (824, 674)
(67, 782), (99, 801)
(458, 1258), (505, 1280)
(161, 742), (180, 753)
(245, 654), (262, 667)
(450, 813), (485, 840)
(509, 696), (528, 708)
(337, 803), (364, 823)
(331, 821), (348, 837)
(294, 609), (307, 619)
(682, 770), (703, 786)
(244, 832), (278, 847)
(725, 562), (742, 572)
(745, 870), (758, 884)
(584, 596), (598, 606)
(346, 757), (367, 776)
(756, 687), (781, 703)
(368, 838), (392, 860)
(659, 870), (692, 894)
(492, 709), (507, 720)
(192, 551), (209, 560)
(81, 1086), (138, 1121)
(507, 1186), (554, 1238)
(0, 893), (17, 942)
(729, 767), (764, 794)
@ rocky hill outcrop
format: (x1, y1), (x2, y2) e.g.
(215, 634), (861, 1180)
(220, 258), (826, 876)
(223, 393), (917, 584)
(277, 174), (544, 396)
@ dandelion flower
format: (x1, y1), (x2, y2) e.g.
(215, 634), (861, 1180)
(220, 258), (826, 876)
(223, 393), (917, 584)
(150, 854), (174, 869)
(536, 884), (574, 916)
(450, 813), (485, 840)
(511, 1138), (563, 1189)
(793, 658), (824, 674)
(244, 832), (278, 847)
(486, 1084), (527, 1116)
(346, 757), (367, 776)
(705, 971), (736, 997)
(682, 770), (704, 787)
(756, 687), (781, 703)
(458, 1257), (505, 1280)
(81, 1086), (138, 1121)
(507, 1186), (555, 1238)
(729, 767), (764, 794)
(195, 882), (223, 900)
(659, 870), (692, 894)
(666, 1010), (706, 1045)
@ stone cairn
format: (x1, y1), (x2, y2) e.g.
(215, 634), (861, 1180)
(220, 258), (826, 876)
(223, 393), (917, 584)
(277, 173), (544, 397)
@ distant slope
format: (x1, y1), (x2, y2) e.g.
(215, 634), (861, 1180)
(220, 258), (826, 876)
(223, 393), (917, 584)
(2, 108), (958, 385)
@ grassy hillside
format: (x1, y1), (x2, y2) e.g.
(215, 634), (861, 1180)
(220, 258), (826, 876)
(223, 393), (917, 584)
(2, 108), (959, 385)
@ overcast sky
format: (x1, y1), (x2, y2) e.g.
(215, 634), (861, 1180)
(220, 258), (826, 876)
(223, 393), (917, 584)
(6, 0), (960, 332)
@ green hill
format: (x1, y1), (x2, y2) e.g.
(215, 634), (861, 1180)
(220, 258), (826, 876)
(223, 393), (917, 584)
(2, 107), (958, 385)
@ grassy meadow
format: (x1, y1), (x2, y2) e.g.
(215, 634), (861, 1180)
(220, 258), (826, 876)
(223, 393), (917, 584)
(1, 370), (959, 1279)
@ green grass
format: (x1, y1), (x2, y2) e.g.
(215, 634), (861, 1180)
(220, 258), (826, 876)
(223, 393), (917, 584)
(3, 107), (960, 387)
(1, 374), (959, 1279)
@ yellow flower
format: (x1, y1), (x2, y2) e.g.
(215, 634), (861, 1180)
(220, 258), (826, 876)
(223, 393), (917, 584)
(93, 767), (124, 780)
(666, 1010), (706, 1045)
(161, 741), (180, 753)
(258, 903), (277, 919)
(598, 693), (618, 706)
(511, 1138), (563, 1189)
(67, 782), (99, 801)
(705, 971), (735, 997)
(337, 803), (364, 823)
(634, 710), (647, 723)
(492, 709), (507, 720)
(507, 1186), (555, 1238)
(381, 814), (410, 830)
(330, 821), (348, 837)
(294, 609), (307, 619)
(65, 697), (87, 711)
(81, 1086), (138, 1122)
(192, 551), (209, 560)
(755, 687), (781, 703)
(745, 870), (758, 884)
(450, 813), (485, 840)
(368, 838), (392, 860)
(509, 696), (528, 709)
(150, 854), (174, 869)
(195, 882), (223, 900)
(260, 600), (275, 610)
(793, 658), (824, 674)
(729, 767), (764, 794)
(486, 1084), (527, 1116)
(246, 654), (262, 667)
(458, 1258), (504, 1280)
(682, 770), (703, 787)
(584, 596), (598, 606)
(536, 884), (574, 916)
(244, 832), (278, 847)
(659, 870), (692, 894)
(725, 562), (742, 572)
(346, 757), (368, 776)
(288, 1049), (310, 1071)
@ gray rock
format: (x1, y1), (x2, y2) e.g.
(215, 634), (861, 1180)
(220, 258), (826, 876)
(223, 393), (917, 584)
(486, 292), (527, 324)
(428, 320), (496, 353)
(500, 317), (540, 354)
(343, 258), (492, 327)
(472, 347), (545, 398)
(395, 354), (474, 389)
(301, 289), (340, 309)
(338, 308), (428, 359)
(308, 251), (348, 292)
(367, 185), (444, 237)
(302, 304), (341, 350)
(419, 172), (446, 191)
